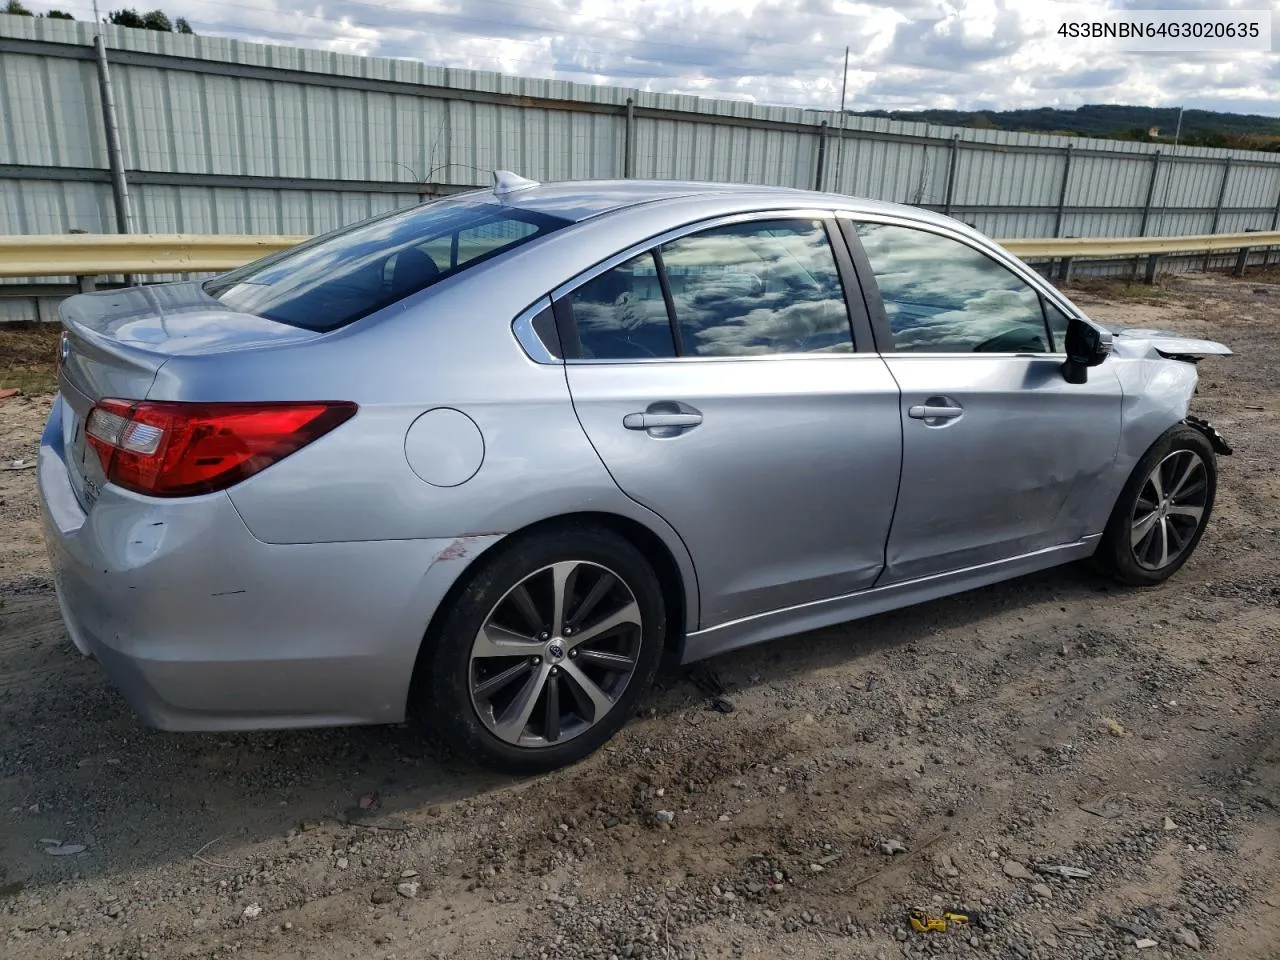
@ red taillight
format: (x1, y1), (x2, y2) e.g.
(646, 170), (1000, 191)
(84, 399), (357, 497)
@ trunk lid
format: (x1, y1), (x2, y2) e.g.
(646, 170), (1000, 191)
(57, 281), (325, 509)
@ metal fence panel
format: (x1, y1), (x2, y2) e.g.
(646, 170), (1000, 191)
(952, 147), (1061, 208)
(1058, 210), (1145, 240)
(1066, 154), (1152, 211)
(1, 51), (101, 166)
(0, 178), (113, 234)
(2, 11), (1279, 258)
(832, 137), (944, 206)
(966, 211), (1058, 240)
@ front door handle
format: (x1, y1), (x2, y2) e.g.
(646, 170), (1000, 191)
(623, 412), (703, 430)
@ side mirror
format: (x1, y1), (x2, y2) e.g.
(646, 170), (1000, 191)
(1061, 316), (1113, 384)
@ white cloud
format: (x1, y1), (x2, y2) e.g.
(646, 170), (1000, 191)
(42, 0), (1280, 115)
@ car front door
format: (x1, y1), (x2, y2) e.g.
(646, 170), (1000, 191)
(839, 215), (1124, 584)
(558, 213), (902, 629)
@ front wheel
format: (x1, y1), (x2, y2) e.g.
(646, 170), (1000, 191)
(1094, 424), (1217, 586)
(421, 523), (666, 774)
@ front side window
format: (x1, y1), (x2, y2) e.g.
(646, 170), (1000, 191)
(1042, 298), (1072, 354)
(853, 222), (1052, 354)
(205, 199), (569, 331)
(660, 219), (853, 357)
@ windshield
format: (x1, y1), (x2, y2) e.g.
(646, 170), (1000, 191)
(204, 197), (571, 331)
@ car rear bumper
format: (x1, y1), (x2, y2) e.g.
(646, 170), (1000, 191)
(37, 394), (494, 731)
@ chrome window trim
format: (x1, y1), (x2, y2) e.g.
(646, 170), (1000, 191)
(552, 208), (859, 365)
(563, 351), (870, 366)
(880, 352), (1066, 360)
(510, 296), (559, 364)
(833, 209), (1097, 334)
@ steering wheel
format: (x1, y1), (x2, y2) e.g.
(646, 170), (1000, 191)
(620, 334), (662, 358)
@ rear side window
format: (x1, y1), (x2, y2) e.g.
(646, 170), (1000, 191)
(560, 218), (854, 360)
(204, 199), (570, 331)
(569, 253), (677, 360)
(660, 219), (853, 356)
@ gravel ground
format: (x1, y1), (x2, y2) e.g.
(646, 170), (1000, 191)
(2, 271), (1278, 960)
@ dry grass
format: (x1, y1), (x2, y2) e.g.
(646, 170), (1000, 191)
(1063, 258), (1280, 303)
(1241, 263), (1280, 285)
(0, 324), (61, 397)
(1062, 275), (1180, 302)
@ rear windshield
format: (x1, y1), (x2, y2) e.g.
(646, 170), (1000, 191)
(204, 198), (571, 331)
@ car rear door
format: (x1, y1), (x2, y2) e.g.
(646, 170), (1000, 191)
(558, 211), (902, 629)
(838, 214), (1124, 584)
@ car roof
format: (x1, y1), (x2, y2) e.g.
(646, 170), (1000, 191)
(488, 176), (964, 232)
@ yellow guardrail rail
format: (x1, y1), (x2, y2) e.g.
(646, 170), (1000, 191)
(0, 230), (1276, 279)
(0, 233), (305, 278)
(1002, 231), (1280, 260)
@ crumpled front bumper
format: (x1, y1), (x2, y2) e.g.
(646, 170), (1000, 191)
(1184, 415), (1233, 456)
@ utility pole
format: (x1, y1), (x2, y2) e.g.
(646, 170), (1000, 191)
(92, 0), (135, 239)
(831, 46), (850, 194)
(1155, 106), (1183, 235)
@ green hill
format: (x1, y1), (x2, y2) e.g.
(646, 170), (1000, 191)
(851, 105), (1280, 151)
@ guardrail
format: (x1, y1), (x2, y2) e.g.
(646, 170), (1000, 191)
(0, 230), (1277, 283)
(1003, 230), (1280, 283)
(0, 233), (304, 280)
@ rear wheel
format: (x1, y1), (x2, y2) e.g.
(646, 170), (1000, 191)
(1094, 424), (1217, 586)
(422, 523), (666, 774)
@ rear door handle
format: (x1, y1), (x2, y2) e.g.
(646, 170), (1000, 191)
(907, 405), (963, 420)
(623, 412), (703, 430)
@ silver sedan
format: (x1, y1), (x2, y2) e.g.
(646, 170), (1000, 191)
(38, 173), (1233, 773)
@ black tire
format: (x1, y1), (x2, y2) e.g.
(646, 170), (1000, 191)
(1093, 423), (1217, 586)
(421, 522), (666, 775)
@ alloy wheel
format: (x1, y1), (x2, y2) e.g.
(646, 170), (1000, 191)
(1130, 449), (1209, 571)
(469, 560), (643, 747)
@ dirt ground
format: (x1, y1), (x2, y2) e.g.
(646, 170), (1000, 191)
(2, 271), (1278, 960)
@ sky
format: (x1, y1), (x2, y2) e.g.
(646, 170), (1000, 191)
(37, 0), (1280, 117)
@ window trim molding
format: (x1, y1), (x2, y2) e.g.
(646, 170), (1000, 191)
(510, 296), (559, 364)
(551, 208), (867, 364)
(651, 247), (685, 356)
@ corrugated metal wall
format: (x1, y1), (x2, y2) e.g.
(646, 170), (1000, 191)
(1, 14), (1279, 259)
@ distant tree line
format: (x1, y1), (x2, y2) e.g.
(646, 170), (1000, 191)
(4, 0), (74, 16)
(105, 8), (194, 34)
(3, 1), (195, 34)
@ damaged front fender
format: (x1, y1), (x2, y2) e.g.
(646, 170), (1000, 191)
(1103, 323), (1234, 494)
(1107, 327), (1234, 455)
